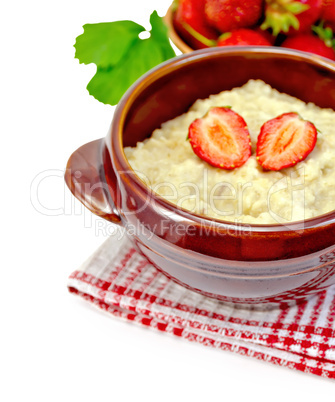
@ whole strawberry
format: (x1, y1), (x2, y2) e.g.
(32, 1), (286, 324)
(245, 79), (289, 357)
(173, 0), (219, 49)
(281, 33), (335, 60)
(253, 26), (277, 45)
(321, 0), (335, 29)
(217, 29), (272, 46)
(261, 0), (323, 36)
(204, 0), (264, 33)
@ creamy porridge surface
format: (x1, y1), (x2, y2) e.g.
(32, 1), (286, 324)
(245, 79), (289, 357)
(124, 80), (335, 224)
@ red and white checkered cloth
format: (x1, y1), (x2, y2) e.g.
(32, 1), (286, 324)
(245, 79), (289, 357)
(68, 234), (335, 379)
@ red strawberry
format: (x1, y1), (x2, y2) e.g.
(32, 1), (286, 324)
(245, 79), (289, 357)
(188, 107), (251, 169)
(322, 0), (335, 26)
(253, 26), (277, 45)
(256, 112), (317, 171)
(204, 0), (264, 33)
(217, 28), (272, 46)
(261, 0), (323, 36)
(281, 33), (335, 60)
(173, 0), (219, 49)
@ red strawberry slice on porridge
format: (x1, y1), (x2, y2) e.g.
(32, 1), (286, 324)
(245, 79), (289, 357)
(188, 107), (252, 169)
(256, 112), (317, 171)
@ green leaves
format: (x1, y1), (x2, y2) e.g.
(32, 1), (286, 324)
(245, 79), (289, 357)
(149, 11), (176, 60)
(74, 11), (177, 106)
(74, 21), (144, 67)
(87, 39), (164, 106)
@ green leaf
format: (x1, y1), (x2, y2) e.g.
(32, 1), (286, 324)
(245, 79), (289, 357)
(87, 37), (168, 105)
(149, 11), (176, 59)
(74, 21), (145, 67)
(75, 11), (177, 106)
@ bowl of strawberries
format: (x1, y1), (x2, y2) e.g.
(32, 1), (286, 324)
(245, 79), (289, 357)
(165, 0), (335, 60)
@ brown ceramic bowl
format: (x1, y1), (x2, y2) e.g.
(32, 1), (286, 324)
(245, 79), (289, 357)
(65, 47), (335, 308)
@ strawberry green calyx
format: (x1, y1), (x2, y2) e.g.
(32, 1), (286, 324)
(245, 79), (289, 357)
(261, 0), (310, 36)
(218, 32), (232, 41)
(284, 0), (309, 14)
(182, 22), (217, 47)
(313, 21), (335, 48)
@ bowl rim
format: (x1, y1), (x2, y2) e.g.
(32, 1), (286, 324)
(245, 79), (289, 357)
(109, 46), (335, 233)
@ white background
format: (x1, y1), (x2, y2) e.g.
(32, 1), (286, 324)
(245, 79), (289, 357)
(2, 0), (335, 401)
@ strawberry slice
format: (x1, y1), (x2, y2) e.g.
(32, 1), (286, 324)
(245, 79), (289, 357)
(188, 107), (251, 169)
(256, 112), (317, 171)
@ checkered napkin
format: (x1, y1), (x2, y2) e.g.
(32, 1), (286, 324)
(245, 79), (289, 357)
(68, 234), (335, 379)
